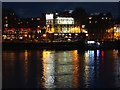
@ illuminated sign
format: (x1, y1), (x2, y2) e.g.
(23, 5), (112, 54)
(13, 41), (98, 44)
(55, 17), (74, 24)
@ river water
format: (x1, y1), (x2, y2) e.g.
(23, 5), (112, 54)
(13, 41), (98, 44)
(2, 49), (120, 88)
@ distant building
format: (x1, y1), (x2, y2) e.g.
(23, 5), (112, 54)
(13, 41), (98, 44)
(113, 24), (120, 40)
(17, 17), (41, 28)
(45, 12), (85, 34)
(44, 11), (89, 41)
(2, 8), (18, 31)
(54, 16), (76, 33)
(87, 12), (113, 40)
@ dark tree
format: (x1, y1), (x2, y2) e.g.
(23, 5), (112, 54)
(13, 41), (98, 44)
(72, 7), (88, 25)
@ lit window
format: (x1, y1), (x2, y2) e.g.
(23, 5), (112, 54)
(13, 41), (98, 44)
(31, 18), (34, 20)
(114, 26), (117, 30)
(4, 24), (8, 27)
(4, 16), (8, 19)
(43, 34), (46, 37)
(89, 17), (92, 19)
(75, 34), (78, 36)
(102, 17), (104, 19)
(37, 18), (40, 20)
(106, 17), (108, 19)
(5, 20), (8, 23)
(86, 34), (88, 36)
(69, 34), (71, 36)
(82, 25), (85, 28)
(89, 21), (91, 23)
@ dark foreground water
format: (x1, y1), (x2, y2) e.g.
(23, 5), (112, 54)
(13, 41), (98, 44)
(2, 49), (120, 88)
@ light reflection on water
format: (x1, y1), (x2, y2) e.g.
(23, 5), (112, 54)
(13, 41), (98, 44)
(2, 49), (120, 88)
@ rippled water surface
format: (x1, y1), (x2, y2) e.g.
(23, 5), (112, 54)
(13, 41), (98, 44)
(2, 49), (120, 88)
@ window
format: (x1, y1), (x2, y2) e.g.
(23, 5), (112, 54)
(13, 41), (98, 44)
(4, 24), (8, 27)
(89, 21), (91, 23)
(82, 25), (85, 28)
(89, 17), (92, 20)
(37, 18), (40, 20)
(4, 16), (8, 19)
(5, 20), (8, 23)
(31, 18), (34, 20)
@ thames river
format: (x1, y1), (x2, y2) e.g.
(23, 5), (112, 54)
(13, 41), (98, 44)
(2, 49), (120, 88)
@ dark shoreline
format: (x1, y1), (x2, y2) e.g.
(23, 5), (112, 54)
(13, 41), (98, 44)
(2, 40), (120, 50)
(2, 41), (85, 50)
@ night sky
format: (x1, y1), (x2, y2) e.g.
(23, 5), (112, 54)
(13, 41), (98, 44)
(2, 2), (120, 18)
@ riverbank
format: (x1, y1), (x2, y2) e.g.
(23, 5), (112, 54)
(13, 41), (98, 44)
(2, 40), (85, 50)
(2, 40), (119, 50)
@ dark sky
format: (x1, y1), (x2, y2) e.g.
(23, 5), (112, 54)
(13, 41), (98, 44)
(2, 2), (120, 18)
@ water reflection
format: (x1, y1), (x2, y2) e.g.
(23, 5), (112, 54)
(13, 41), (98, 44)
(41, 50), (79, 88)
(23, 50), (28, 86)
(2, 49), (120, 88)
(42, 50), (56, 88)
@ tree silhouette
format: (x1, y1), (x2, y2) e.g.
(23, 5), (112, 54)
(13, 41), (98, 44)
(72, 7), (88, 25)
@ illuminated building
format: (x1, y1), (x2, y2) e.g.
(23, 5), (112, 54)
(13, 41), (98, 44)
(54, 17), (80, 33)
(45, 12), (88, 41)
(46, 13), (54, 33)
(45, 13), (81, 33)
(113, 24), (120, 40)
(2, 8), (18, 31)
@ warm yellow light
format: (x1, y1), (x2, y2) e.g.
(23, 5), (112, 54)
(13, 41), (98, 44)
(25, 34), (27, 37)
(75, 27), (78, 30)
(24, 50), (28, 61)
(89, 17), (92, 19)
(82, 25), (85, 28)
(114, 33), (117, 36)
(84, 31), (88, 33)
(38, 26), (40, 28)
(86, 34), (88, 36)
(75, 34), (78, 36)
(69, 34), (71, 36)
(47, 25), (49, 27)
(37, 18), (40, 20)
(114, 26), (117, 30)
(89, 21), (91, 23)
(43, 34), (46, 37)
(5, 16), (8, 19)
